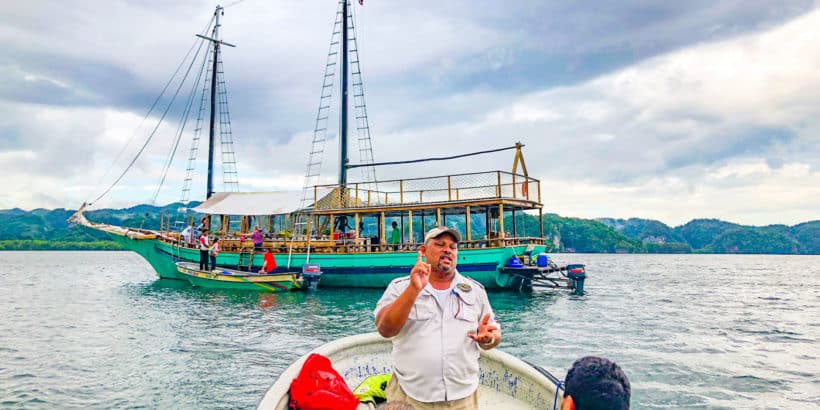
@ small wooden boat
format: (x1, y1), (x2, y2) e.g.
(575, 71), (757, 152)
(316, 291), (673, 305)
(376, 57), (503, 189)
(257, 333), (564, 409)
(175, 262), (305, 292)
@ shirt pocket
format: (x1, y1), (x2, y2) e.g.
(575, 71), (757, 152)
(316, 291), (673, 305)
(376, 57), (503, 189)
(411, 301), (436, 321)
(454, 296), (479, 324)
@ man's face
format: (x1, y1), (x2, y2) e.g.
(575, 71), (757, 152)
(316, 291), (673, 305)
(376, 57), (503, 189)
(422, 234), (458, 274)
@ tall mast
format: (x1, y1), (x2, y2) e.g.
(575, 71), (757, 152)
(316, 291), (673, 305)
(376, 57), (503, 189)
(206, 5), (223, 199)
(339, 0), (349, 188)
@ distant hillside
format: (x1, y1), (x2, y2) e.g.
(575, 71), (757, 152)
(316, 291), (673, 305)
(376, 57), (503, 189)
(0, 202), (198, 250)
(0, 204), (817, 254)
(792, 221), (820, 254)
(599, 217), (820, 254)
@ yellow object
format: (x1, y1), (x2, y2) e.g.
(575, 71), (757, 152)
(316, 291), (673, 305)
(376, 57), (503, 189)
(353, 373), (391, 404)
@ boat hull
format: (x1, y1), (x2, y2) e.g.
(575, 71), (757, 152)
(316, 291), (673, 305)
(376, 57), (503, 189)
(257, 332), (563, 409)
(154, 240), (546, 289)
(176, 262), (302, 292)
(106, 233), (187, 280)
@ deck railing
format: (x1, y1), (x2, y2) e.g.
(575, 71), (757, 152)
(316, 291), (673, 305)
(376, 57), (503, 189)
(158, 235), (545, 255)
(311, 170), (540, 210)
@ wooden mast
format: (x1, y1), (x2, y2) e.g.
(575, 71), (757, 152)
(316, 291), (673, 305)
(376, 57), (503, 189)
(206, 6), (221, 200)
(339, 0), (350, 189)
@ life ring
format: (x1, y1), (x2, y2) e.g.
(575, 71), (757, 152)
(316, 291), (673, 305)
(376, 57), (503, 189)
(521, 182), (528, 197)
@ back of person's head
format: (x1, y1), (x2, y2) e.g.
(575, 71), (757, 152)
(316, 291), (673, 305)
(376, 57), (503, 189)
(563, 356), (630, 410)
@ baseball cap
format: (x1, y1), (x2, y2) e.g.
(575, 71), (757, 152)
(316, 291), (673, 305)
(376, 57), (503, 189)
(423, 226), (462, 243)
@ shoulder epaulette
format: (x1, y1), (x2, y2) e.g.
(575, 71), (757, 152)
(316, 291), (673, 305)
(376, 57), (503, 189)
(389, 276), (411, 286)
(464, 276), (485, 290)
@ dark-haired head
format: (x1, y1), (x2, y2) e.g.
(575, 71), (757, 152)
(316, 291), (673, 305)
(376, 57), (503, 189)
(562, 356), (630, 410)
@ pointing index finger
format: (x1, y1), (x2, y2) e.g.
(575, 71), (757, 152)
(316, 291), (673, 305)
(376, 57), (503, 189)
(417, 250), (424, 264)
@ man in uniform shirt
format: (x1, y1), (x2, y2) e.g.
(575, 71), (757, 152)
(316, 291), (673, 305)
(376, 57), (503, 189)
(375, 226), (501, 409)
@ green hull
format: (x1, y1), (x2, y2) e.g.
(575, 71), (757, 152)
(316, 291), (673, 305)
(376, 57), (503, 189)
(152, 240), (546, 289)
(102, 229), (545, 289)
(107, 234), (187, 280)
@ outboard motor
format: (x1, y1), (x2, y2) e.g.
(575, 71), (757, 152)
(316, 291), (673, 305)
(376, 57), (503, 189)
(566, 264), (586, 295)
(302, 263), (322, 290)
(507, 256), (524, 268)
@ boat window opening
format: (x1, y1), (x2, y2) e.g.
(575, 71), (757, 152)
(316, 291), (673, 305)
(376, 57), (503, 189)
(318, 215), (333, 237)
(446, 213), (467, 243)
(423, 213), (438, 242)
(228, 215), (242, 235)
(511, 209), (517, 238)
(503, 209), (514, 238)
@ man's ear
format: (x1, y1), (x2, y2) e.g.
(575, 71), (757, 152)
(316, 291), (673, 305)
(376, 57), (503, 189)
(561, 395), (575, 410)
(419, 244), (427, 255)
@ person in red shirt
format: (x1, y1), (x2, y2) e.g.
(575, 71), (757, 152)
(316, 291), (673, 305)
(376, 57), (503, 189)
(259, 248), (277, 274)
(198, 229), (210, 270)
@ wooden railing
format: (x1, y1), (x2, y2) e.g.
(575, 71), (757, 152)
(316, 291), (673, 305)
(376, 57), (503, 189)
(311, 170), (541, 210)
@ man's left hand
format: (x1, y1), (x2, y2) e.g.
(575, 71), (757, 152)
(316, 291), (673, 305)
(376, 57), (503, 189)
(469, 313), (500, 346)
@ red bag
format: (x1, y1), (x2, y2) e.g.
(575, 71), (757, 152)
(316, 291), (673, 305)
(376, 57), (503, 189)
(289, 353), (360, 410)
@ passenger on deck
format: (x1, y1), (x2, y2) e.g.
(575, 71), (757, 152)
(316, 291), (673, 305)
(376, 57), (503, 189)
(374, 226), (500, 410)
(199, 229), (210, 271)
(180, 224), (193, 246)
(196, 216), (208, 237)
(562, 356), (630, 410)
(209, 237), (220, 270)
(259, 248), (277, 274)
(252, 226), (264, 251)
(388, 221), (401, 250)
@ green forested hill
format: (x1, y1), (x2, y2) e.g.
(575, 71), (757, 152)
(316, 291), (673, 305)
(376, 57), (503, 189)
(0, 203), (195, 250)
(700, 227), (800, 254)
(598, 217), (819, 254)
(0, 205), (817, 254)
(675, 219), (741, 249)
(792, 221), (820, 254)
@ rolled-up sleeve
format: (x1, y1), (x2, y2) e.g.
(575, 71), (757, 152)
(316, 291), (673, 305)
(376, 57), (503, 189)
(374, 279), (404, 318)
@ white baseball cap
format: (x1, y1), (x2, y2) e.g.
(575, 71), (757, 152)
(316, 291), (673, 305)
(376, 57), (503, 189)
(423, 226), (462, 243)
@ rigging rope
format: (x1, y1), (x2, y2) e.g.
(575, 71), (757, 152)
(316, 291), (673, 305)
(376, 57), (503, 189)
(86, 17), (215, 206)
(150, 37), (211, 205)
(345, 144), (521, 169)
(223, 0), (245, 8)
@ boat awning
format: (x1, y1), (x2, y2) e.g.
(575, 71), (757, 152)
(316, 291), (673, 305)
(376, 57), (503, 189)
(191, 191), (301, 215)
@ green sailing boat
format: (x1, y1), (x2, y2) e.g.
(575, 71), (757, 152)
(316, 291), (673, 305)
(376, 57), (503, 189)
(72, 1), (585, 292)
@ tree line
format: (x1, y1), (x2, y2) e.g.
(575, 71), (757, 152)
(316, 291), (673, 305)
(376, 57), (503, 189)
(1, 205), (818, 254)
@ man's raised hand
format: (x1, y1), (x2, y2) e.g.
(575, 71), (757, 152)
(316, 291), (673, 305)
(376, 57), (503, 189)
(410, 250), (431, 291)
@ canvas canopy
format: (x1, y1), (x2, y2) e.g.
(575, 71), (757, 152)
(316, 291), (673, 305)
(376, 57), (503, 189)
(191, 191), (301, 215)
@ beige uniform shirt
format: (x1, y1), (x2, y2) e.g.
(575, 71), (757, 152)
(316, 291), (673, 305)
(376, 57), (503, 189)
(374, 271), (497, 403)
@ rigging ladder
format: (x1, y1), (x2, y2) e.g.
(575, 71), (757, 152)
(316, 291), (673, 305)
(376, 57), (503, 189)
(289, 0), (378, 266)
(237, 248), (255, 271)
(181, 7), (239, 206)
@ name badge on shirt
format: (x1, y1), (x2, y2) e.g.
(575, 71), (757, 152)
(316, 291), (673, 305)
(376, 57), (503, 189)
(456, 282), (472, 292)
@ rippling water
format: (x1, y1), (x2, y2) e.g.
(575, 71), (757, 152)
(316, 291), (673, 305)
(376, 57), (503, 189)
(1, 252), (818, 408)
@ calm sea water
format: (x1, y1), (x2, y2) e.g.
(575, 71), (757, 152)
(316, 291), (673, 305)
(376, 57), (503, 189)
(1, 252), (818, 409)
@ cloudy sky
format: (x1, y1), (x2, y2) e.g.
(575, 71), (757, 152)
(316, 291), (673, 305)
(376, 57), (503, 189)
(2, 0), (819, 227)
